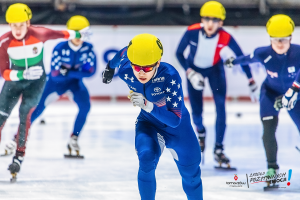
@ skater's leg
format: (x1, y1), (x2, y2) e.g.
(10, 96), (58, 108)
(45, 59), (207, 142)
(135, 120), (162, 200)
(30, 80), (59, 124)
(260, 85), (280, 169)
(0, 82), (22, 141)
(187, 80), (205, 132)
(169, 117), (203, 200)
(207, 65), (226, 147)
(16, 78), (46, 156)
(288, 102), (300, 132)
(70, 82), (91, 136)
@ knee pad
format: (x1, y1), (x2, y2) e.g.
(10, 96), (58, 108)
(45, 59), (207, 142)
(138, 150), (158, 173)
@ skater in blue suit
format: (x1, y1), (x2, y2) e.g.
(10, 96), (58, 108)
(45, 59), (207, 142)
(176, 1), (257, 167)
(225, 14), (300, 182)
(103, 33), (203, 200)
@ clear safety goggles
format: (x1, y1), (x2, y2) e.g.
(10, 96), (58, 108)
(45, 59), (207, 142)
(202, 17), (221, 23)
(270, 36), (291, 43)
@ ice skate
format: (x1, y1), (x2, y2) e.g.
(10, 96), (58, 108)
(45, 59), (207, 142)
(214, 148), (236, 171)
(1, 139), (17, 157)
(64, 135), (84, 159)
(8, 156), (23, 183)
(264, 168), (279, 191)
(197, 128), (206, 164)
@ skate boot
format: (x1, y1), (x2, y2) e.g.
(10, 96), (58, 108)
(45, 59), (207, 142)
(8, 155), (24, 183)
(1, 138), (16, 156)
(197, 128), (206, 153)
(64, 135), (84, 159)
(214, 145), (236, 171)
(264, 164), (279, 191)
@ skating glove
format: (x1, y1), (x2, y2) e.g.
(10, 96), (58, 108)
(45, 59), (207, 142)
(59, 65), (69, 76)
(128, 91), (153, 113)
(22, 66), (43, 80)
(224, 57), (235, 68)
(187, 68), (204, 91)
(102, 62), (115, 84)
(274, 95), (284, 111)
(79, 27), (92, 41)
(282, 86), (299, 110)
(249, 80), (259, 102)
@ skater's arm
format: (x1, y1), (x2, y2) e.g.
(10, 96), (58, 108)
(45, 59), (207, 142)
(232, 48), (261, 66)
(68, 47), (97, 78)
(226, 37), (253, 79)
(176, 30), (190, 71)
(0, 43), (24, 81)
(149, 75), (183, 128)
(32, 26), (81, 42)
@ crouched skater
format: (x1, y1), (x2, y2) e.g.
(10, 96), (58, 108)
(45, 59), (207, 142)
(102, 33), (203, 200)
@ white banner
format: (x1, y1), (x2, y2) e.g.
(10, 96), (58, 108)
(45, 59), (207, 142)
(1, 25), (300, 98)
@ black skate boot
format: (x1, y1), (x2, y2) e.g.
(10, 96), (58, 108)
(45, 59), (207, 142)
(64, 134), (84, 159)
(197, 128), (206, 153)
(264, 164), (279, 191)
(214, 145), (236, 171)
(8, 155), (24, 183)
(197, 128), (206, 165)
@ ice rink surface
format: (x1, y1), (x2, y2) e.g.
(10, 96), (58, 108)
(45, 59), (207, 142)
(0, 101), (299, 200)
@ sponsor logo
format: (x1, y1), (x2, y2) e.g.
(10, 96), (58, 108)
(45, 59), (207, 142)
(267, 70), (278, 78)
(61, 57), (70, 62)
(226, 174), (246, 187)
(152, 76), (165, 83)
(151, 91), (165, 96)
(80, 46), (89, 52)
(33, 47), (38, 54)
(128, 84), (136, 91)
(234, 174), (238, 181)
(154, 87), (161, 92)
(0, 37), (9, 47)
(288, 66), (295, 73)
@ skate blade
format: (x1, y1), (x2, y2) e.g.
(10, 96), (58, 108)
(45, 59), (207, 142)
(10, 173), (17, 183)
(201, 152), (204, 165)
(0, 151), (13, 157)
(264, 185), (279, 191)
(64, 154), (84, 159)
(214, 166), (237, 171)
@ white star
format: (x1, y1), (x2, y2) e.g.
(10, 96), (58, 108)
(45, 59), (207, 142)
(173, 102), (178, 108)
(124, 74), (128, 80)
(178, 84), (180, 89)
(172, 91), (177, 96)
(170, 80), (176, 86)
(167, 96), (172, 102)
(130, 77), (134, 82)
(178, 96), (182, 101)
(166, 87), (171, 92)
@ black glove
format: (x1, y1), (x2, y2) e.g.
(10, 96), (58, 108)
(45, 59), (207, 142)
(274, 95), (284, 111)
(224, 57), (235, 68)
(102, 62), (115, 84)
(59, 65), (69, 76)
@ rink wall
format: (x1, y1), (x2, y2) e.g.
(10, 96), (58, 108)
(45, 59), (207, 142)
(2, 25), (300, 101)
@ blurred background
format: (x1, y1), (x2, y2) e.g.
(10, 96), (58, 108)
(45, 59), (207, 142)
(1, 0), (300, 100)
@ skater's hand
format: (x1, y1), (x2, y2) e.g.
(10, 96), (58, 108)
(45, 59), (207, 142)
(187, 68), (204, 91)
(249, 79), (259, 102)
(23, 66), (43, 80)
(102, 62), (115, 84)
(224, 57), (235, 68)
(128, 92), (153, 113)
(274, 95), (284, 111)
(79, 27), (92, 41)
(59, 65), (69, 76)
(282, 86), (299, 110)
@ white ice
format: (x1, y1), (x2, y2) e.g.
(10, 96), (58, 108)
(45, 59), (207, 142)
(0, 101), (299, 200)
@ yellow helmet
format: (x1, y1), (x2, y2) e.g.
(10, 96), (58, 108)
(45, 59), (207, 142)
(266, 14), (294, 38)
(67, 15), (90, 31)
(200, 1), (226, 20)
(127, 33), (163, 66)
(6, 3), (32, 23)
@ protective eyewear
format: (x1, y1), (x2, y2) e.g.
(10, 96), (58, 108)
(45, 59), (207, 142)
(270, 36), (291, 43)
(131, 62), (157, 73)
(202, 17), (221, 23)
